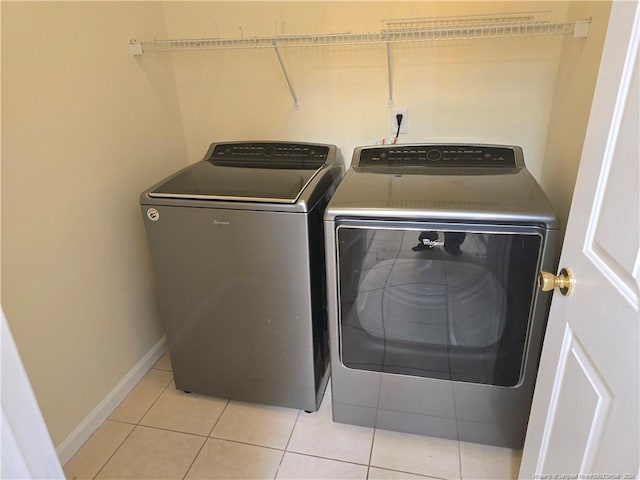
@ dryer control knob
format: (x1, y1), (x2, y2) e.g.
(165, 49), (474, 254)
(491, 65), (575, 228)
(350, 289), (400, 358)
(426, 149), (442, 162)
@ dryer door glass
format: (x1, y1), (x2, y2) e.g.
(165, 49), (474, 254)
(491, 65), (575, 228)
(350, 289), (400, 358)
(336, 225), (543, 387)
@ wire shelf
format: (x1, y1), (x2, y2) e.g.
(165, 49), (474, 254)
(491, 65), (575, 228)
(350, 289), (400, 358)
(129, 12), (591, 108)
(133, 12), (588, 53)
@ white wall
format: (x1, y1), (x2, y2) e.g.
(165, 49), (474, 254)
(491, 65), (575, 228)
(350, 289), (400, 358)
(540, 1), (612, 232)
(162, 1), (569, 180)
(1, 1), (186, 446)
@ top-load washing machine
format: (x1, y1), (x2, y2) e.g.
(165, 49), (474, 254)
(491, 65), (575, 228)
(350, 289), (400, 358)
(141, 141), (343, 412)
(324, 144), (559, 447)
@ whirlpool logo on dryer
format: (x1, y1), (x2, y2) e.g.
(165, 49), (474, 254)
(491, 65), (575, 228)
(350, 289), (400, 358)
(213, 219), (230, 226)
(422, 238), (444, 247)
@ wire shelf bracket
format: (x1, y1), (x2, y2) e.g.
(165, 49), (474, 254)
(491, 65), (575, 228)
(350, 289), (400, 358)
(129, 12), (592, 108)
(272, 40), (299, 109)
(386, 42), (394, 106)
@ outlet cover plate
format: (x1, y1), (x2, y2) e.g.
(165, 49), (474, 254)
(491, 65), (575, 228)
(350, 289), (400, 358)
(391, 108), (408, 134)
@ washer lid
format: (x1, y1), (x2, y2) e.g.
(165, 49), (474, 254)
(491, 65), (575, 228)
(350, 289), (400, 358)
(148, 142), (330, 203)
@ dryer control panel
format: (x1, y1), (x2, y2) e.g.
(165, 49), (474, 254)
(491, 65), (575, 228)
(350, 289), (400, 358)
(357, 145), (517, 168)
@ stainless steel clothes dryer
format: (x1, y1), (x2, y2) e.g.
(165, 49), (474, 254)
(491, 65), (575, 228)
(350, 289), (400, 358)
(324, 144), (559, 447)
(141, 141), (343, 412)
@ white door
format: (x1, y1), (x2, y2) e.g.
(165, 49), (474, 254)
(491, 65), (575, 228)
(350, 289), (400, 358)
(520, 1), (639, 477)
(1, 310), (65, 479)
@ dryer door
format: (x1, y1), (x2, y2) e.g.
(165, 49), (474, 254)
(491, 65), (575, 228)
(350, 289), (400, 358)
(336, 221), (545, 387)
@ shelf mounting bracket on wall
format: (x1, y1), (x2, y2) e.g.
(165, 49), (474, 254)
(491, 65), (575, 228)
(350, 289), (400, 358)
(386, 41), (393, 107)
(272, 40), (299, 109)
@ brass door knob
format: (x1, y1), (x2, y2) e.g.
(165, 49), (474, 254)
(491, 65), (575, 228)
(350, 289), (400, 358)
(538, 268), (574, 296)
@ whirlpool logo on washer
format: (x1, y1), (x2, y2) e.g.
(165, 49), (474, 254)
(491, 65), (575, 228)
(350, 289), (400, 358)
(213, 219), (230, 226)
(146, 208), (160, 222)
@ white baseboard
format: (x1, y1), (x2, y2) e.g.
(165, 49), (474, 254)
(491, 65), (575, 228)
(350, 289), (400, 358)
(56, 336), (167, 465)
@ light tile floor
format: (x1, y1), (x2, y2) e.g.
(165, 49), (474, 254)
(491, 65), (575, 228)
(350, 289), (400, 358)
(64, 353), (522, 480)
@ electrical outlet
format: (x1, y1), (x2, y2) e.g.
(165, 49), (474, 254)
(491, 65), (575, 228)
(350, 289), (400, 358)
(391, 108), (408, 134)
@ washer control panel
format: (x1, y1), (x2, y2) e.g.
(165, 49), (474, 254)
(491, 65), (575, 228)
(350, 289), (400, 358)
(358, 145), (516, 168)
(209, 142), (329, 169)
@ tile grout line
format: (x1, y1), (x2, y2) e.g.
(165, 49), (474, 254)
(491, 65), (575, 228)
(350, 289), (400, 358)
(365, 425), (458, 480)
(62, 418), (130, 480)
(104, 418), (137, 427)
(281, 391), (375, 470)
(457, 439), (463, 480)
(366, 427), (377, 479)
(181, 397), (232, 480)
(447, 369), (463, 480)
(273, 408), (302, 480)
(277, 450), (370, 469)
(283, 409), (302, 452)
(105, 367), (171, 425)
(90, 368), (173, 479)
(181, 434), (209, 480)
(154, 365), (171, 376)
(126, 423), (209, 439)
(137, 371), (173, 426)
(373, 466), (450, 480)
(91, 422), (136, 479)
(205, 436), (287, 453)
(206, 397), (231, 437)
